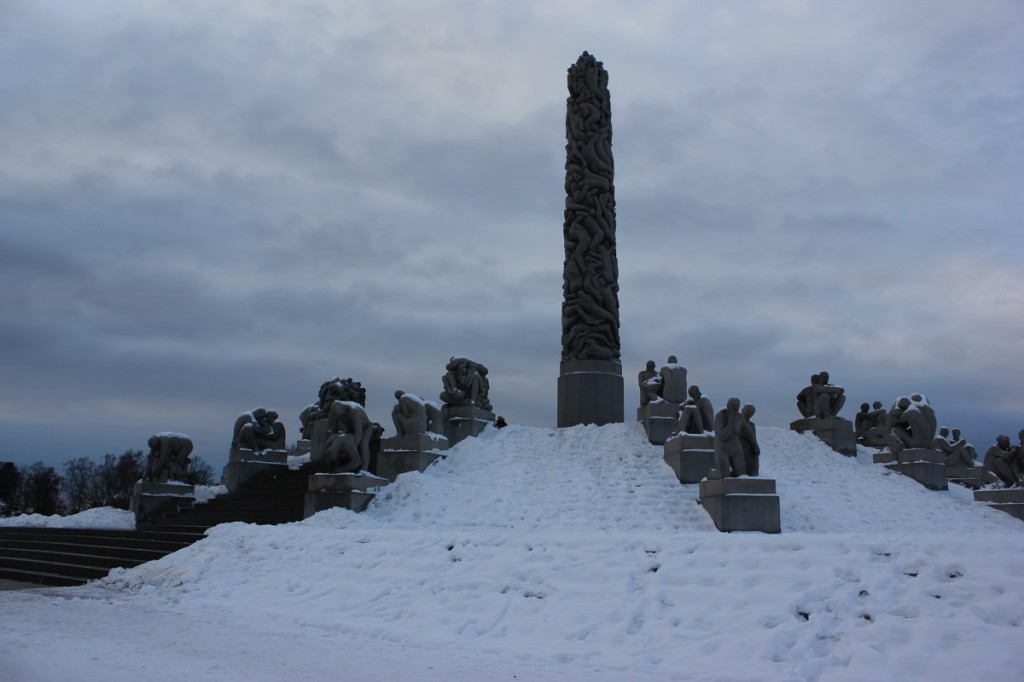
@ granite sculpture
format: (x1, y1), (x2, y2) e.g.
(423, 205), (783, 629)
(439, 357), (492, 411)
(231, 408), (286, 453)
(144, 432), (193, 483)
(983, 434), (1024, 488)
(889, 394), (937, 451)
(659, 356), (687, 404)
(933, 427), (975, 467)
(855, 400), (901, 449)
(300, 377), (367, 439)
(709, 398), (748, 479)
(557, 51), (624, 427)
(797, 372), (846, 419)
(678, 385), (715, 435)
(392, 390), (430, 438)
(637, 360), (658, 407)
(741, 404), (760, 476)
(324, 400), (373, 473)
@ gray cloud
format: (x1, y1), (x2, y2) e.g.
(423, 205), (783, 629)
(1, 0), (1022, 470)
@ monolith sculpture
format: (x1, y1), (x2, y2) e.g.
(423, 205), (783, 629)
(557, 52), (624, 428)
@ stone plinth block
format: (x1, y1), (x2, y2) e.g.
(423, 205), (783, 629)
(790, 417), (857, 456)
(663, 448), (715, 484)
(639, 400), (680, 445)
(303, 473), (389, 517)
(293, 439), (312, 457)
(895, 448), (943, 464)
(130, 481), (196, 525)
(698, 478), (780, 533)
(376, 432), (450, 482)
(885, 462), (947, 490)
(380, 433), (450, 453)
(222, 448), (288, 493)
(872, 451), (897, 464)
(666, 433), (714, 451)
(376, 451), (446, 482)
(442, 406), (494, 446)
(974, 488), (1024, 522)
(558, 359), (623, 428)
(946, 465), (989, 489)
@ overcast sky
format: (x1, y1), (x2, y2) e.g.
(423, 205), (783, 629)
(1, 0), (1022, 471)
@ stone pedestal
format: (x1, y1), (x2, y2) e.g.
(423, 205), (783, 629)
(222, 447), (288, 493)
(303, 473), (390, 517)
(663, 433), (715, 484)
(790, 417), (857, 456)
(130, 481), (195, 525)
(639, 400), (680, 445)
(293, 439), (311, 457)
(879, 448), (947, 490)
(376, 433), (450, 482)
(557, 359), (623, 428)
(974, 488), (1024, 521)
(442, 406), (494, 446)
(698, 478), (780, 533)
(946, 464), (988, 489)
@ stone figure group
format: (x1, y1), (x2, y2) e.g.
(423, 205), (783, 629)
(231, 408), (286, 454)
(323, 399), (373, 474)
(392, 390), (443, 438)
(982, 431), (1024, 488)
(144, 432), (193, 483)
(678, 386), (715, 435)
(440, 357), (492, 411)
(709, 398), (760, 479)
(796, 372), (846, 420)
(300, 377), (367, 439)
(931, 427), (978, 468)
(855, 394), (937, 453)
(637, 356), (687, 406)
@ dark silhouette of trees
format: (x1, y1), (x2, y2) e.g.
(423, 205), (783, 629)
(0, 462), (21, 516)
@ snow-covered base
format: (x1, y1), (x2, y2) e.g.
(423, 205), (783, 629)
(0, 507), (137, 529)
(2, 423), (1022, 681)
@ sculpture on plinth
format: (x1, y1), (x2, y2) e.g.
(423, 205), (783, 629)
(709, 398), (748, 479)
(855, 401), (901, 450)
(324, 400), (372, 474)
(741, 404), (760, 476)
(933, 427), (976, 467)
(678, 385), (715, 435)
(144, 433), (193, 483)
(231, 408), (286, 454)
(377, 389), (450, 482)
(439, 357), (492, 411)
(983, 434), (1024, 488)
(659, 356), (687, 404)
(637, 360), (658, 407)
(791, 372), (857, 456)
(392, 390), (430, 438)
(889, 394), (937, 452)
(557, 51), (623, 428)
(438, 357), (495, 445)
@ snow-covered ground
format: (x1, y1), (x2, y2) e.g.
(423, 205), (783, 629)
(2, 423), (1022, 681)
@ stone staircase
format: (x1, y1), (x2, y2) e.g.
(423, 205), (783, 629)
(0, 463), (329, 586)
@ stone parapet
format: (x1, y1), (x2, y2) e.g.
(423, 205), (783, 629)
(304, 473), (389, 517)
(638, 400), (680, 445)
(698, 477), (780, 533)
(973, 488), (1024, 522)
(129, 481), (196, 525)
(790, 416), (857, 456)
(380, 433), (449, 453)
(442, 406), (494, 446)
(885, 462), (947, 490)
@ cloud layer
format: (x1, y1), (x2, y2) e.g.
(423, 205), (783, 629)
(1, 0), (1022, 467)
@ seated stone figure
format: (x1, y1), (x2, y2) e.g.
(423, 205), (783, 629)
(324, 400), (373, 473)
(890, 394), (937, 450)
(145, 433), (193, 483)
(232, 408), (286, 453)
(741, 404), (760, 476)
(659, 356), (687, 404)
(855, 400), (896, 448)
(795, 374), (820, 419)
(392, 390), (429, 437)
(637, 360), (658, 407)
(677, 385), (715, 434)
(933, 427), (975, 467)
(950, 429), (980, 462)
(983, 434), (1023, 488)
(709, 398), (747, 479)
(439, 357), (492, 411)
(797, 372), (846, 419)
